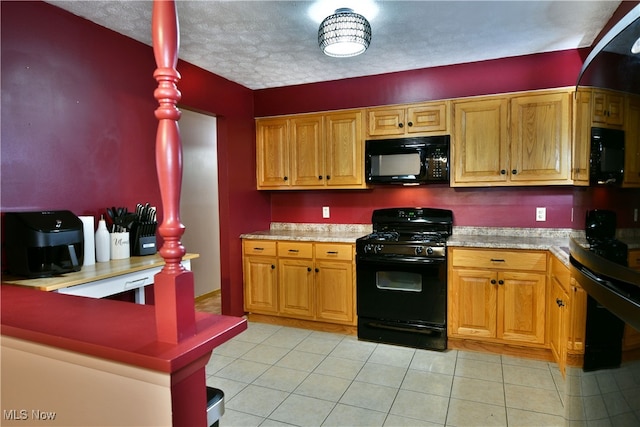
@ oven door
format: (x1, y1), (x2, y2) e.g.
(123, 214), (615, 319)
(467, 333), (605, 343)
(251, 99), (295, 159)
(356, 255), (447, 325)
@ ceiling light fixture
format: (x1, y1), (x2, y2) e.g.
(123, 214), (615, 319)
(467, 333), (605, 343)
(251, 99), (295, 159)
(318, 8), (371, 58)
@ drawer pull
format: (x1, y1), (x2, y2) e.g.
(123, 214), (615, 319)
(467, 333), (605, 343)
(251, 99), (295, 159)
(326, 251), (339, 255)
(125, 277), (149, 288)
(490, 259), (505, 262)
(288, 249), (299, 253)
(253, 247), (264, 251)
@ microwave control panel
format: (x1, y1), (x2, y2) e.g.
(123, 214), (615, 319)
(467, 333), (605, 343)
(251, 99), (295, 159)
(425, 146), (449, 180)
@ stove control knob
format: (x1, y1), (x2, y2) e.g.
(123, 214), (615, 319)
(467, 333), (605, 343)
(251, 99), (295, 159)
(375, 245), (383, 254)
(426, 247), (434, 255)
(415, 246), (424, 255)
(364, 244), (373, 254)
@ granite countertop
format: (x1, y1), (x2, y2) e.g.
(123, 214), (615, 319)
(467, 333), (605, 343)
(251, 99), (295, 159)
(448, 226), (573, 267)
(240, 222), (372, 244)
(240, 223), (640, 268)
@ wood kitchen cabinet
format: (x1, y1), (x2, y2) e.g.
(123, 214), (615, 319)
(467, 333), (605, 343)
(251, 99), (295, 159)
(366, 101), (448, 138)
(451, 96), (509, 185)
(256, 117), (290, 188)
(451, 89), (571, 187)
(242, 239), (356, 326)
(548, 254), (587, 376)
(571, 88), (592, 186)
(256, 110), (365, 190)
(448, 248), (547, 346)
(242, 240), (278, 314)
(592, 89), (624, 127)
(624, 94), (640, 187)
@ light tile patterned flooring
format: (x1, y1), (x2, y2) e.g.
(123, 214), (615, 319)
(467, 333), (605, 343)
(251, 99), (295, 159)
(206, 321), (566, 427)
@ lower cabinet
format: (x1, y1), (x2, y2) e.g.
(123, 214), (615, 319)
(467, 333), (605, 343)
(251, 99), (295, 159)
(243, 240), (278, 314)
(242, 239), (355, 326)
(448, 248), (547, 345)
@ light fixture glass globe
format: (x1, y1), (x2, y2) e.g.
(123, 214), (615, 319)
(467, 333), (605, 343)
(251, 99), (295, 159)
(318, 8), (371, 58)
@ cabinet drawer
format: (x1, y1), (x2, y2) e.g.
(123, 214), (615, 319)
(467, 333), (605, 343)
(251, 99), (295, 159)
(451, 248), (547, 271)
(278, 242), (313, 258)
(243, 240), (277, 256)
(315, 243), (353, 261)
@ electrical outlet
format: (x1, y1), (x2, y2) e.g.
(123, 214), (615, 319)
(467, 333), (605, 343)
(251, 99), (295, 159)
(536, 207), (546, 222)
(322, 206), (330, 218)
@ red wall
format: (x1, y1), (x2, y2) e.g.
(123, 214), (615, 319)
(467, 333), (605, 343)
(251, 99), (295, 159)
(0, 1), (268, 316)
(255, 50), (586, 229)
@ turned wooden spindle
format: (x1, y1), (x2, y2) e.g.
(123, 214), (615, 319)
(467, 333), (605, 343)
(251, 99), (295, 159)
(152, 0), (196, 343)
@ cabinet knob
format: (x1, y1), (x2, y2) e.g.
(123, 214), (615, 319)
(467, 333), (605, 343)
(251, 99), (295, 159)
(315, 268), (319, 273)
(398, 123), (404, 128)
(407, 121), (413, 127)
(500, 170), (506, 175)
(283, 176), (288, 181)
(491, 279), (497, 285)
(307, 267), (312, 272)
(512, 170), (517, 175)
(326, 175), (331, 180)
(318, 175), (323, 180)
(556, 298), (565, 307)
(498, 280), (504, 285)
(271, 265), (275, 269)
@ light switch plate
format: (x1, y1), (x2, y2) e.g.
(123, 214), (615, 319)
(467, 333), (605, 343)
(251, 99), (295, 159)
(322, 206), (330, 218)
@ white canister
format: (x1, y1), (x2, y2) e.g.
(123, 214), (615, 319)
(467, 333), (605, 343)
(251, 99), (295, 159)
(95, 217), (110, 262)
(110, 232), (130, 260)
(79, 215), (95, 266)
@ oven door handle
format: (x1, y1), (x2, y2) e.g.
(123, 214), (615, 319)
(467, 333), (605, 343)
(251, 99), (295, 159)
(366, 321), (446, 335)
(357, 255), (446, 265)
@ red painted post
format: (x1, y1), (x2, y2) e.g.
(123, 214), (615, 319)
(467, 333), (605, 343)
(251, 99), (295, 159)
(151, 0), (196, 343)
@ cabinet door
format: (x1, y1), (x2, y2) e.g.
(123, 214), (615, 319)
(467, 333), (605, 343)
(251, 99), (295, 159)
(568, 281), (587, 352)
(367, 107), (405, 137)
(290, 115), (324, 187)
(452, 98), (509, 185)
(279, 258), (314, 319)
(407, 103), (447, 134)
(510, 92), (570, 183)
(572, 89), (591, 185)
(315, 260), (354, 324)
(449, 269), (497, 338)
(624, 95), (640, 187)
(498, 271), (546, 344)
(243, 256), (278, 314)
(256, 118), (290, 188)
(592, 90), (624, 126)
(549, 273), (569, 376)
(324, 111), (364, 187)
(629, 249), (640, 270)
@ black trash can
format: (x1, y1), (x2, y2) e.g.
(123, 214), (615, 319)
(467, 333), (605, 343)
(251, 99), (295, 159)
(206, 387), (224, 427)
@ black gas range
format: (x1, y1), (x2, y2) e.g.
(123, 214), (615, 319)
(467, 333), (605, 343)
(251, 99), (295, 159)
(356, 207), (453, 351)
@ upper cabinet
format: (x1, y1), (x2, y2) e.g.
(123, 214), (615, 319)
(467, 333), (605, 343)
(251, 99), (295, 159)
(591, 89), (624, 128)
(256, 110), (365, 190)
(366, 101), (448, 138)
(451, 89), (571, 187)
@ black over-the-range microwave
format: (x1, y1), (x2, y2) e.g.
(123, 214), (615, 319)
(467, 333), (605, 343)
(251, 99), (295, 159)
(365, 135), (450, 185)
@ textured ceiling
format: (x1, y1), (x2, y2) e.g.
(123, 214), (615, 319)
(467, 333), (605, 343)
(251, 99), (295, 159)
(46, 0), (622, 90)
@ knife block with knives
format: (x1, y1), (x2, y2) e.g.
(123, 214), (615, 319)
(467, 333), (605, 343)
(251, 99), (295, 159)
(131, 203), (157, 256)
